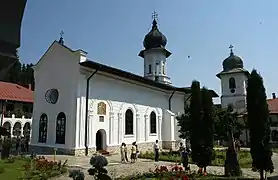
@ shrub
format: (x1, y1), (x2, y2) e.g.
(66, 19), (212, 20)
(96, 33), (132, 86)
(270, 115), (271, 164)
(69, 169), (85, 180)
(0, 165), (4, 174)
(88, 155), (111, 180)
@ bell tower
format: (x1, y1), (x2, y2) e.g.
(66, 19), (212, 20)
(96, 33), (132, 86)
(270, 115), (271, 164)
(216, 45), (249, 110)
(139, 12), (171, 85)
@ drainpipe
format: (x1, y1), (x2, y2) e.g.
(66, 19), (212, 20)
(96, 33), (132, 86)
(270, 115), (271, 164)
(84, 68), (100, 156)
(168, 90), (176, 111)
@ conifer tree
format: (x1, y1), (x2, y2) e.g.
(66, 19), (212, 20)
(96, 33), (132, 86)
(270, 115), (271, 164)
(246, 69), (274, 180)
(189, 81), (204, 169)
(199, 87), (214, 170)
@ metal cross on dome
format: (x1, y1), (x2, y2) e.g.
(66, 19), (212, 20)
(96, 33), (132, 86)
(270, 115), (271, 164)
(229, 44), (234, 53)
(152, 11), (158, 21)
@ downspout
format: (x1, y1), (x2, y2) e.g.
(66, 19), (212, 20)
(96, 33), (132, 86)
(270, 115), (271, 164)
(84, 68), (100, 156)
(168, 90), (176, 111)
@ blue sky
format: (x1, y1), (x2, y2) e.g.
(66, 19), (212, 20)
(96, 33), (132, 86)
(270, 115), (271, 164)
(20, 0), (278, 102)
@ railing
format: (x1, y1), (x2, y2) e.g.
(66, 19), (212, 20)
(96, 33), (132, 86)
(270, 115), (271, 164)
(1, 112), (32, 119)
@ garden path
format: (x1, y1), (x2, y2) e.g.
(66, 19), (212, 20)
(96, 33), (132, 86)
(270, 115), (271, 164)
(46, 153), (278, 179)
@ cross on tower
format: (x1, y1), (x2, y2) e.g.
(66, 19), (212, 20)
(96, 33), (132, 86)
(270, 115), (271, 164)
(152, 11), (158, 20)
(60, 30), (64, 39)
(229, 44), (234, 53)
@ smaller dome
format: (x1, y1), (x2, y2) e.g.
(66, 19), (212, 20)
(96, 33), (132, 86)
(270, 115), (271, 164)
(143, 19), (167, 49)
(222, 51), (243, 71)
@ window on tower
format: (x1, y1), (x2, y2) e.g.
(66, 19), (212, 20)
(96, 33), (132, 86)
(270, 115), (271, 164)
(148, 65), (152, 74)
(229, 77), (236, 89)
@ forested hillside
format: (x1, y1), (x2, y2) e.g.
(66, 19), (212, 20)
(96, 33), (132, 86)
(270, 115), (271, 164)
(2, 52), (35, 90)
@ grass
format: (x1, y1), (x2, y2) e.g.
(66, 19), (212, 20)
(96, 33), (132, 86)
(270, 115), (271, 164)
(139, 150), (252, 168)
(0, 157), (27, 179)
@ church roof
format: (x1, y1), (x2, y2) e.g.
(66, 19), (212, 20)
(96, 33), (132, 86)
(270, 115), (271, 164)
(0, 81), (33, 103)
(49, 40), (218, 97)
(216, 68), (250, 78)
(80, 60), (219, 97)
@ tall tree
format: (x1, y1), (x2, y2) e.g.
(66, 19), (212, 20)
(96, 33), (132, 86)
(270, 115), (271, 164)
(199, 87), (214, 173)
(246, 69), (274, 180)
(189, 81), (204, 172)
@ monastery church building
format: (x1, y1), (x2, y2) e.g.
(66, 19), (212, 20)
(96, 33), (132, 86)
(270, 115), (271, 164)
(30, 18), (218, 155)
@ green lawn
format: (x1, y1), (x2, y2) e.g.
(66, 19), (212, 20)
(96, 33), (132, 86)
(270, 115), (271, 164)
(0, 158), (26, 179)
(139, 150), (252, 168)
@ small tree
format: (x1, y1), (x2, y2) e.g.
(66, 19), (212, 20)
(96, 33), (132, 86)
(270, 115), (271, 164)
(176, 105), (191, 140)
(217, 104), (242, 176)
(246, 69), (274, 180)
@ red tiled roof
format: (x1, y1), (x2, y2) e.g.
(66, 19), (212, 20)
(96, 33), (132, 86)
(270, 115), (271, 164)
(0, 81), (33, 103)
(267, 99), (278, 114)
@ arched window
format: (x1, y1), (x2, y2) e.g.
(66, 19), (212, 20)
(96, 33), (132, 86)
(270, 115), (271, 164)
(125, 109), (133, 135)
(150, 111), (157, 134)
(56, 112), (66, 144)
(229, 77), (236, 89)
(38, 113), (48, 143)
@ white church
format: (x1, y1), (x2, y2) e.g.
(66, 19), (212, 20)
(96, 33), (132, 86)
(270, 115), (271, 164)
(30, 18), (218, 156)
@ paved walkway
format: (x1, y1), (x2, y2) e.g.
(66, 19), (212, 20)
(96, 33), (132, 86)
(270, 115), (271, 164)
(44, 153), (278, 180)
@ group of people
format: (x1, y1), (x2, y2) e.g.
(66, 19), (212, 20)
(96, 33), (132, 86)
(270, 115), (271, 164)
(14, 135), (30, 153)
(120, 140), (191, 170)
(120, 141), (140, 163)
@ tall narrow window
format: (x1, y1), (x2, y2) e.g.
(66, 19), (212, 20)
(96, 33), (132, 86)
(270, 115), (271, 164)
(38, 113), (48, 143)
(56, 112), (66, 144)
(229, 77), (236, 89)
(150, 111), (157, 134)
(125, 109), (133, 135)
(162, 64), (165, 74)
(148, 65), (152, 74)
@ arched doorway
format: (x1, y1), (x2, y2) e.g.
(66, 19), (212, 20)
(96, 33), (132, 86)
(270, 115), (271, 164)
(96, 129), (106, 151)
(3, 122), (11, 133)
(13, 122), (21, 137)
(23, 122), (31, 137)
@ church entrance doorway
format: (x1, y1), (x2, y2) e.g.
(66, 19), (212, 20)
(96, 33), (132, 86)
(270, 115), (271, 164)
(96, 129), (107, 151)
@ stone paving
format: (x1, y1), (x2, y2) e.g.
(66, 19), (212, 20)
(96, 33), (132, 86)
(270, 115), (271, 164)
(46, 153), (278, 180)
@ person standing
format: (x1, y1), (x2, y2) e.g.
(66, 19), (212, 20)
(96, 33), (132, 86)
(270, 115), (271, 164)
(120, 143), (125, 163)
(123, 143), (128, 162)
(15, 136), (20, 153)
(153, 140), (159, 162)
(130, 142), (136, 163)
(179, 142), (185, 165)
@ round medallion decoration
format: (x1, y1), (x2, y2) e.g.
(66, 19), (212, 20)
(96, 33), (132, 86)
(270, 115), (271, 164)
(230, 89), (235, 94)
(45, 89), (59, 104)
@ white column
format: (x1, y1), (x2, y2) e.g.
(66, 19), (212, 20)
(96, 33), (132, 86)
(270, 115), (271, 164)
(158, 116), (162, 140)
(21, 125), (24, 136)
(88, 114), (94, 148)
(109, 112), (114, 145)
(144, 115), (149, 142)
(118, 113), (122, 144)
(136, 114), (140, 142)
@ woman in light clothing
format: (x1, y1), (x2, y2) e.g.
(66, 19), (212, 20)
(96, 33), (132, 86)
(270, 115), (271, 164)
(120, 143), (125, 163)
(130, 142), (137, 163)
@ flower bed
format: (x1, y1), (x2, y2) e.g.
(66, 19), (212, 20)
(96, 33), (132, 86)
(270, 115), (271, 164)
(118, 165), (258, 180)
(21, 156), (67, 179)
(139, 149), (252, 168)
(0, 156), (67, 180)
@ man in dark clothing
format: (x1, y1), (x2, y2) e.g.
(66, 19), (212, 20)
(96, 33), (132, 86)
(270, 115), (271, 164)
(153, 140), (159, 162)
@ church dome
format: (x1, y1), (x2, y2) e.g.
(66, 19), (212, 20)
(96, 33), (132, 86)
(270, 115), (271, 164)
(222, 50), (243, 71)
(143, 19), (167, 49)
